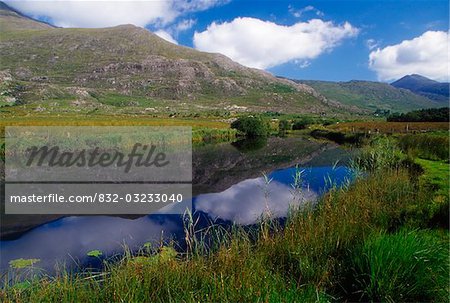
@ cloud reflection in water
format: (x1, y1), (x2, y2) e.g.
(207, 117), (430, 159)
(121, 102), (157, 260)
(195, 177), (318, 225)
(0, 215), (182, 271)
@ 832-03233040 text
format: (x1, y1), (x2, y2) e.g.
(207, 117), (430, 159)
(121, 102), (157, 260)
(9, 193), (185, 204)
(5, 126), (192, 214)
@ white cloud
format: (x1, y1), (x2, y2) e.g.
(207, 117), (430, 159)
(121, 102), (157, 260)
(176, 18), (196, 31)
(195, 177), (317, 225)
(369, 31), (449, 81)
(173, 0), (229, 13)
(366, 38), (378, 50)
(289, 5), (324, 18)
(193, 17), (359, 69)
(5, 0), (174, 28)
(155, 30), (178, 44)
(153, 19), (195, 44)
(4, 0), (226, 28)
(294, 59), (311, 68)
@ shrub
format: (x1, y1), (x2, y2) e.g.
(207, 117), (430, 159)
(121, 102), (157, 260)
(338, 229), (449, 302)
(231, 116), (268, 138)
(278, 119), (291, 132)
(0, 142), (4, 162)
(292, 118), (313, 130)
(354, 136), (406, 171)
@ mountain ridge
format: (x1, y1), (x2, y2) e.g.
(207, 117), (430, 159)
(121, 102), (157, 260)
(0, 2), (340, 115)
(0, 2), (444, 115)
(391, 74), (449, 103)
(294, 79), (442, 113)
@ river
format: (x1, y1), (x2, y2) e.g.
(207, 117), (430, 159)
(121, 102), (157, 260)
(0, 136), (356, 273)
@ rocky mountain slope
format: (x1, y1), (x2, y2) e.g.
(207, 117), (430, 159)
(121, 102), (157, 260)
(391, 74), (449, 103)
(0, 1), (54, 30)
(2, 2), (441, 115)
(0, 2), (339, 115)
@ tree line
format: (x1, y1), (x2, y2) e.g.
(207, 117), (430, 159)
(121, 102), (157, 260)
(387, 107), (449, 122)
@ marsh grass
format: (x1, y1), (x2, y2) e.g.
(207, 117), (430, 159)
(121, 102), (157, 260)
(398, 133), (449, 161)
(192, 128), (237, 144)
(352, 136), (407, 171)
(2, 165), (447, 302)
(329, 121), (449, 133)
(338, 229), (449, 302)
(1, 134), (448, 302)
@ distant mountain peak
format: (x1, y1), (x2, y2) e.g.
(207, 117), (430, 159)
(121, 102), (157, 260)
(393, 74), (439, 85)
(391, 74), (449, 103)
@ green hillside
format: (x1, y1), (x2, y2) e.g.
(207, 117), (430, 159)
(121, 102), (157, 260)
(2, 1), (440, 116)
(298, 80), (441, 113)
(0, 2), (336, 115)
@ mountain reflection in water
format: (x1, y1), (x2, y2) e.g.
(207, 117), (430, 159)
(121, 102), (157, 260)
(0, 137), (355, 272)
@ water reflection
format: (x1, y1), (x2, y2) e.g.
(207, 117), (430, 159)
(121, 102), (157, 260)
(231, 137), (267, 152)
(0, 165), (353, 273)
(195, 177), (316, 225)
(196, 165), (352, 225)
(1, 137), (357, 273)
(0, 215), (184, 271)
(1, 136), (340, 239)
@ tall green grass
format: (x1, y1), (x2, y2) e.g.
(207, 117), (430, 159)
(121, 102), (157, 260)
(353, 136), (407, 171)
(338, 229), (449, 302)
(192, 128), (237, 144)
(2, 167), (447, 302)
(398, 133), (449, 161)
(1, 134), (448, 302)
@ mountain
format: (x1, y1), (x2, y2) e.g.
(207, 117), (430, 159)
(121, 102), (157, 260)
(391, 74), (449, 103)
(0, 2), (339, 115)
(0, 1), (55, 30)
(3, 2), (441, 116)
(295, 79), (442, 113)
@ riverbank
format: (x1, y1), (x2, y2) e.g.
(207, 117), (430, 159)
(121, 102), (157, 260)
(1, 133), (448, 302)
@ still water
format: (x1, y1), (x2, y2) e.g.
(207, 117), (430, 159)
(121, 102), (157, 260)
(0, 137), (355, 272)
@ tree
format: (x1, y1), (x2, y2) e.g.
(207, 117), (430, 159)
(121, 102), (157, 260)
(292, 117), (314, 130)
(231, 116), (268, 137)
(278, 119), (291, 135)
(387, 107), (449, 122)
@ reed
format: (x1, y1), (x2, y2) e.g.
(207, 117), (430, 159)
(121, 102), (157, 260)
(1, 134), (448, 302)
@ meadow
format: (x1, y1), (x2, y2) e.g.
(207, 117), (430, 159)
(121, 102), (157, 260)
(0, 113), (238, 154)
(1, 126), (448, 302)
(329, 121), (449, 133)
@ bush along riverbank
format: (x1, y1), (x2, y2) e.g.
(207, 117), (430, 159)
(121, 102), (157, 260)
(1, 135), (448, 302)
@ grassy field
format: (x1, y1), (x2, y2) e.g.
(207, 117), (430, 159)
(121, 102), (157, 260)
(329, 121), (449, 133)
(416, 159), (450, 196)
(397, 133), (449, 160)
(0, 114), (238, 147)
(0, 114), (229, 128)
(1, 132), (448, 302)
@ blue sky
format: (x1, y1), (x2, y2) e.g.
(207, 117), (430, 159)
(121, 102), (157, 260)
(167, 0), (449, 82)
(7, 0), (449, 82)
